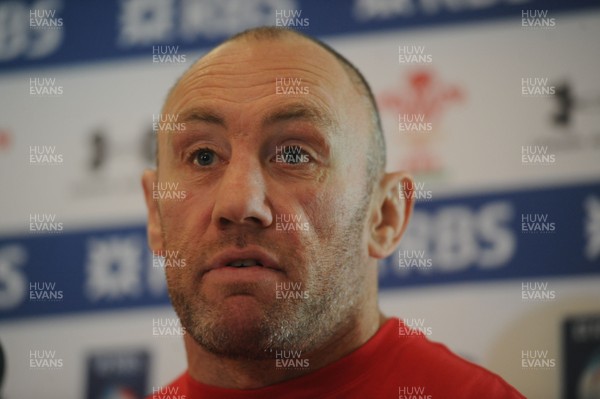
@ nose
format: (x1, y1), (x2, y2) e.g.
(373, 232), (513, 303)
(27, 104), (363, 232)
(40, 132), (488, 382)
(211, 154), (273, 229)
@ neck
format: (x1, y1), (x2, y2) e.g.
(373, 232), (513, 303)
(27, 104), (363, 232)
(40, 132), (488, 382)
(184, 292), (385, 389)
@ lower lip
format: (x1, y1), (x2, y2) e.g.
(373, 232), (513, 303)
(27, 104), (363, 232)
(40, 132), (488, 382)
(204, 266), (282, 283)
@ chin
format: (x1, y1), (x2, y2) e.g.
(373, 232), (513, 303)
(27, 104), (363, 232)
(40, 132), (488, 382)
(197, 310), (277, 360)
(179, 288), (304, 359)
(217, 295), (271, 326)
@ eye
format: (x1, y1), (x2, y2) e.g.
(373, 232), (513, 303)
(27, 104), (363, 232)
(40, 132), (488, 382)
(275, 145), (311, 165)
(192, 148), (216, 166)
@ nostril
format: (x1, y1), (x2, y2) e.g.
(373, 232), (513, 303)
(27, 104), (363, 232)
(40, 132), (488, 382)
(218, 217), (233, 228)
(246, 216), (262, 225)
(218, 216), (263, 228)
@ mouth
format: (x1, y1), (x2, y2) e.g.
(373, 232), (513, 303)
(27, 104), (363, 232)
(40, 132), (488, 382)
(225, 259), (264, 268)
(204, 247), (283, 277)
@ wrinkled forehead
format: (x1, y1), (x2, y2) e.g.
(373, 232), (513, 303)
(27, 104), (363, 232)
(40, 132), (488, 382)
(164, 35), (356, 114)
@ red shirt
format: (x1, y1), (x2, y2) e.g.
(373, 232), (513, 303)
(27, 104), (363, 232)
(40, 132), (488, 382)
(148, 318), (524, 398)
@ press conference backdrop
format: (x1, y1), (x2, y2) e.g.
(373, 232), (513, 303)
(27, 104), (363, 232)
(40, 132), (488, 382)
(0, 1), (599, 398)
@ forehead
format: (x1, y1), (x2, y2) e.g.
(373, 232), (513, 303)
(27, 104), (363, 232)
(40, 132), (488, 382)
(164, 36), (354, 116)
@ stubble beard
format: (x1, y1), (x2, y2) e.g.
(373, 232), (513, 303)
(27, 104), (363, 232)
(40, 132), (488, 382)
(165, 201), (370, 361)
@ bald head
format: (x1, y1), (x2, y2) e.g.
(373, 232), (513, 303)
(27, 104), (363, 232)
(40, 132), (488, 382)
(161, 27), (386, 189)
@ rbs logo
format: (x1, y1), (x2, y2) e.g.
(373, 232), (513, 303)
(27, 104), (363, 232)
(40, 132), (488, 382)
(388, 201), (516, 277)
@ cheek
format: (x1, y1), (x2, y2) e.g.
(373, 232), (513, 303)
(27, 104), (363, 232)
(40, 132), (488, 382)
(301, 183), (352, 241)
(159, 185), (213, 241)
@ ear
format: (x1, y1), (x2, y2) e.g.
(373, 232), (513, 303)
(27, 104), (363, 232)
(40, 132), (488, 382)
(141, 169), (164, 254)
(368, 172), (414, 259)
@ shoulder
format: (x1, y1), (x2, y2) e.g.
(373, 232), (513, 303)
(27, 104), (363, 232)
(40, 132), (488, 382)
(382, 318), (525, 398)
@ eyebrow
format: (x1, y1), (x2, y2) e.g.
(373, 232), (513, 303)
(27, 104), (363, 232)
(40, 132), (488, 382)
(176, 102), (336, 132)
(179, 108), (226, 127)
(263, 103), (335, 130)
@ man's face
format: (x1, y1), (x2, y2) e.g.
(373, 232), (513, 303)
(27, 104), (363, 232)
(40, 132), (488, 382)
(147, 36), (376, 359)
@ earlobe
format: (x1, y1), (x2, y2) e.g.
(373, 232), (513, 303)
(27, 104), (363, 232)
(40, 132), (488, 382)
(368, 172), (414, 259)
(141, 169), (164, 254)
